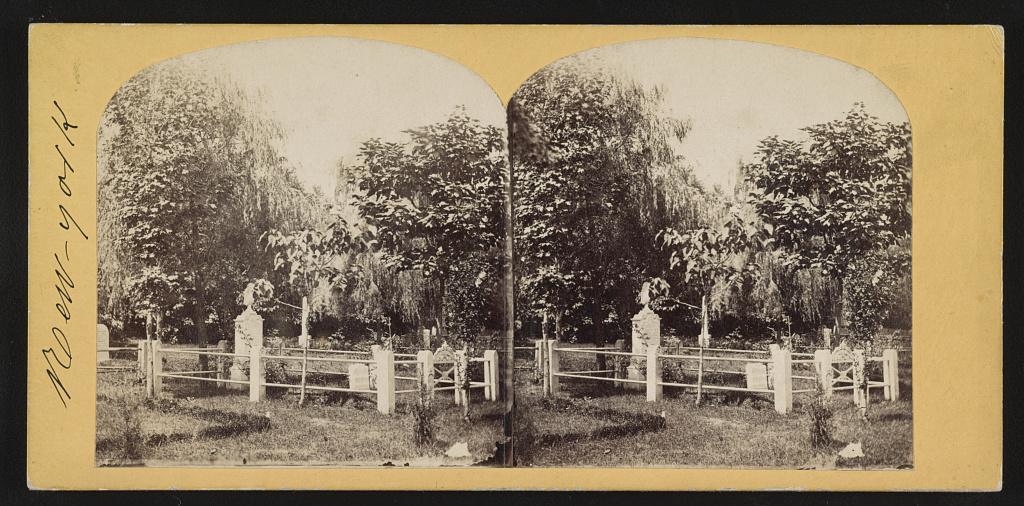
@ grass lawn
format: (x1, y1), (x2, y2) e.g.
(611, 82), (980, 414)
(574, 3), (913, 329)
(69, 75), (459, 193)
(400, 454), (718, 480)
(514, 349), (913, 469)
(96, 348), (505, 467)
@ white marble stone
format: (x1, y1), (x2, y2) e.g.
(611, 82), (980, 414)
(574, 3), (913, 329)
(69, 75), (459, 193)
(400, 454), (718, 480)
(745, 362), (769, 390)
(96, 324), (110, 362)
(349, 363), (371, 391)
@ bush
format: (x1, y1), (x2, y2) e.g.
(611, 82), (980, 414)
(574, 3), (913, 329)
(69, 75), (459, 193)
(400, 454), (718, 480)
(805, 385), (838, 451)
(108, 374), (147, 463)
(410, 380), (437, 446)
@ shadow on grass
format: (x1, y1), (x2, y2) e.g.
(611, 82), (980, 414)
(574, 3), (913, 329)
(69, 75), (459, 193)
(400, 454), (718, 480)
(532, 397), (666, 446)
(96, 396), (272, 460)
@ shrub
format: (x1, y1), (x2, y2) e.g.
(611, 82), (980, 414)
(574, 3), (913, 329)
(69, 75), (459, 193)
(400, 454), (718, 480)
(805, 384), (838, 451)
(410, 380), (437, 446)
(108, 374), (147, 463)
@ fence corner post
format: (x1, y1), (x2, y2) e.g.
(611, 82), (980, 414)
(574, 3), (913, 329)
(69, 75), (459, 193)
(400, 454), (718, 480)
(417, 349), (435, 401)
(770, 344), (792, 414)
(484, 350), (499, 401)
(546, 339), (559, 396)
(375, 348), (396, 415)
(879, 348), (900, 402)
(814, 348), (833, 398)
(136, 340), (147, 381)
(151, 340), (162, 398)
(535, 339), (545, 384)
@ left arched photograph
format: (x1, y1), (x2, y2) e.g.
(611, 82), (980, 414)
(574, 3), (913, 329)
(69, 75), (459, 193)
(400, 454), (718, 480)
(94, 37), (510, 467)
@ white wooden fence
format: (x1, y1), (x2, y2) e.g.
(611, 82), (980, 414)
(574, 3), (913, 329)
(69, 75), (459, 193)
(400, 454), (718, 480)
(133, 340), (499, 415)
(540, 340), (901, 415)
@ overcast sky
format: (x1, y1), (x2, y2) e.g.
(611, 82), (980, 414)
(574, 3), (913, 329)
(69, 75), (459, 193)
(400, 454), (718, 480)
(181, 37), (507, 194)
(572, 38), (910, 191)
(160, 36), (908, 195)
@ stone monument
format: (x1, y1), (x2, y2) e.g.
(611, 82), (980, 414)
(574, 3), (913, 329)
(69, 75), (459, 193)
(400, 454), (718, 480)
(229, 284), (264, 390)
(96, 323), (110, 362)
(627, 282), (660, 390)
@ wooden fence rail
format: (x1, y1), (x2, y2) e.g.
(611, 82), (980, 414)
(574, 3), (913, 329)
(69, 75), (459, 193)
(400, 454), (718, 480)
(541, 340), (901, 415)
(138, 340), (499, 416)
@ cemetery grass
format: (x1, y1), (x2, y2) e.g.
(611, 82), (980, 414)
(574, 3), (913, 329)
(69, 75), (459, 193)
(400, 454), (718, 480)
(516, 356), (913, 469)
(96, 363), (504, 466)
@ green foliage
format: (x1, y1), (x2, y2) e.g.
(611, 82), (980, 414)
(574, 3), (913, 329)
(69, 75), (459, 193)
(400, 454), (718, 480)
(107, 374), (146, 463)
(511, 56), (706, 342)
(98, 62), (327, 343)
(744, 102), (912, 278)
(844, 247), (911, 341)
(805, 385), (838, 451)
(351, 109), (506, 339)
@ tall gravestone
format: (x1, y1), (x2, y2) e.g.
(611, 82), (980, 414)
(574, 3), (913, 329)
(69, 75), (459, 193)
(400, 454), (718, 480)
(96, 324), (110, 362)
(627, 283), (660, 391)
(230, 288), (264, 390)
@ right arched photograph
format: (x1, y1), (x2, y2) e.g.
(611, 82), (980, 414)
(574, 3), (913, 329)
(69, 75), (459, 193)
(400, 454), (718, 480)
(509, 38), (912, 469)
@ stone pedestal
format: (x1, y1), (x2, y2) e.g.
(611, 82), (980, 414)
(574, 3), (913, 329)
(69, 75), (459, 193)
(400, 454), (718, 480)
(96, 324), (110, 362)
(229, 308), (263, 391)
(627, 306), (661, 391)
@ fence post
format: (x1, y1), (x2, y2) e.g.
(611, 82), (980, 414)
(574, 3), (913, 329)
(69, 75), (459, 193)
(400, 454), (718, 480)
(136, 340), (147, 380)
(546, 339), (559, 396)
(417, 350), (435, 401)
(613, 339), (626, 388)
(151, 340), (163, 398)
(853, 349), (867, 415)
(885, 349), (900, 401)
(770, 344), (792, 414)
(535, 339), (545, 384)
(646, 344), (662, 402)
(814, 348), (833, 398)
(375, 348), (396, 415)
(484, 350), (499, 401)
(143, 341), (154, 397)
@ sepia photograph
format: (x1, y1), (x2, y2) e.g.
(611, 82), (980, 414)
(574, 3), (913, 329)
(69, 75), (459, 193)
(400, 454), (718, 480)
(508, 38), (913, 469)
(94, 37), (511, 467)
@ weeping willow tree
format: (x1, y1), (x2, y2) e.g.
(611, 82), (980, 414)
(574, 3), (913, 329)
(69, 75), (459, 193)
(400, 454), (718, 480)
(97, 62), (327, 344)
(511, 55), (720, 349)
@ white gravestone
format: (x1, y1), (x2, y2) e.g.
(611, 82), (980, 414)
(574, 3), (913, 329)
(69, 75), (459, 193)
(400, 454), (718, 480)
(627, 305), (661, 391)
(229, 306), (263, 390)
(745, 362), (769, 390)
(348, 363), (371, 391)
(96, 324), (110, 362)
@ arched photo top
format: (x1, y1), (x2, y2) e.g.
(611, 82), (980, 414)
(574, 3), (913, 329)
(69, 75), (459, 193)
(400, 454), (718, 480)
(510, 37), (910, 192)
(98, 36), (507, 194)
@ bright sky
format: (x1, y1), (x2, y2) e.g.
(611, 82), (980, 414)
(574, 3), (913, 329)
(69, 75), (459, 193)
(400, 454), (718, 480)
(578, 38), (910, 191)
(162, 37), (907, 195)
(178, 37), (507, 194)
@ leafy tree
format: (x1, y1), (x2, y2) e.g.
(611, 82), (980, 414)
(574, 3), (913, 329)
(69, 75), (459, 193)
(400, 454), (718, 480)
(744, 103), (911, 335)
(351, 109), (506, 341)
(98, 63), (324, 344)
(511, 57), (704, 350)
